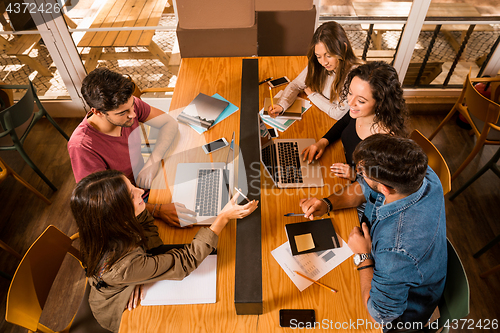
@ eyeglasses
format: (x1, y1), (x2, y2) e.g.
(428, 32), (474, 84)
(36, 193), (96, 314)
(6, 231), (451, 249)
(356, 171), (394, 190)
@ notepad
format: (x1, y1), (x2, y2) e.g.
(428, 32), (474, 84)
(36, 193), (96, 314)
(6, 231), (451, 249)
(285, 219), (340, 256)
(141, 254), (217, 306)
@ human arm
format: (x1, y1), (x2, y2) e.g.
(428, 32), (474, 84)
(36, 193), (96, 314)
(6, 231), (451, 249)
(306, 89), (350, 120)
(147, 202), (196, 228)
(136, 105), (179, 189)
(299, 181), (366, 220)
(330, 163), (356, 180)
(275, 67), (308, 113)
(348, 222), (376, 322)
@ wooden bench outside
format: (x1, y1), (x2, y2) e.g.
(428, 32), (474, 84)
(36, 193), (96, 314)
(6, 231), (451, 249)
(4, 34), (52, 77)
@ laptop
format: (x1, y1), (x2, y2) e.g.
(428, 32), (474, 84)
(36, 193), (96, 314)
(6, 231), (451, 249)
(171, 133), (235, 226)
(258, 118), (324, 188)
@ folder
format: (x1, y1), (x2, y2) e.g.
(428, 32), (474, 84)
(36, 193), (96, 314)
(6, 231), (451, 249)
(285, 218), (340, 256)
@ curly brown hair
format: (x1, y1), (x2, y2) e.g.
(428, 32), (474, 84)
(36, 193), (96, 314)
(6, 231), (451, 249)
(341, 61), (409, 137)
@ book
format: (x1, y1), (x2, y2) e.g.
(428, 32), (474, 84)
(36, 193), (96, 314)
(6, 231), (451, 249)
(262, 98), (303, 120)
(177, 93), (230, 129)
(285, 218), (340, 256)
(187, 94), (239, 134)
(141, 254), (217, 306)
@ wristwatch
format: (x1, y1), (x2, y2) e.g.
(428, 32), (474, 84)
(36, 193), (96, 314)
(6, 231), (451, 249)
(353, 253), (373, 267)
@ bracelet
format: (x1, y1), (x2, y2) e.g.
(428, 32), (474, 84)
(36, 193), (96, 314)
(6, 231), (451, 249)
(357, 264), (375, 271)
(321, 197), (333, 214)
(152, 204), (158, 217)
(158, 204), (162, 217)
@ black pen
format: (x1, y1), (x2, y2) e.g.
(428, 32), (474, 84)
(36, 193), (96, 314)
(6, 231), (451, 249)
(259, 77), (273, 85)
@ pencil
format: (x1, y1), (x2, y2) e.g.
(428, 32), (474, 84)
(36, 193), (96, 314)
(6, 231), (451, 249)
(234, 187), (250, 203)
(269, 86), (274, 110)
(161, 159), (168, 190)
(294, 271), (337, 293)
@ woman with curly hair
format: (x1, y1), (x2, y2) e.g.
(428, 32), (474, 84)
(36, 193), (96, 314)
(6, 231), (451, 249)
(302, 61), (409, 181)
(267, 21), (362, 119)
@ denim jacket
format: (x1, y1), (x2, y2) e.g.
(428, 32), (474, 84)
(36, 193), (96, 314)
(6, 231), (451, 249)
(359, 167), (447, 329)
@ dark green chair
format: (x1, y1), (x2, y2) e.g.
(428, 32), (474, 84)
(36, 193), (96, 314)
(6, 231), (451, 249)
(0, 81), (69, 191)
(428, 239), (470, 333)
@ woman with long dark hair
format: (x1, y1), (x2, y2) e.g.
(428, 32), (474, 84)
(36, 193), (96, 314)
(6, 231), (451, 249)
(302, 61), (409, 181)
(70, 170), (258, 332)
(268, 21), (362, 119)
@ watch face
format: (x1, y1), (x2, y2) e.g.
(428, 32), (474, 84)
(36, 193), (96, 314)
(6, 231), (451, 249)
(353, 254), (361, 266)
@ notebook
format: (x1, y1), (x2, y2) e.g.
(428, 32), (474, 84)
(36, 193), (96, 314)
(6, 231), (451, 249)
(141, 254), (217, 306)
(285, 218), (340, 256)
(262, 98), (303, 120)
(258, 118), (324, 188)
(171, 133), (236, 226)
(177, 93), (230, 129)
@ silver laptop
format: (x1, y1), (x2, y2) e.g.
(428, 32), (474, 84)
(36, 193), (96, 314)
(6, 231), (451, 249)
(258, 118), (324, 188)
(171, 133), (235, 226)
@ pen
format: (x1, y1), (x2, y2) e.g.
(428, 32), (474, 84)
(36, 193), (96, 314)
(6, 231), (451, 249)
(259, 77), (273, 85)
(284, 213), (305, 217)
(269, 86), (274, 110)
(294, 271), (337, 293)
(234, 187), (250, 203)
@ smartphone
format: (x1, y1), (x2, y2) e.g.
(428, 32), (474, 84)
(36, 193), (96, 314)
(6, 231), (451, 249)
(268, 128), (279, 138)
(268, 76), (290, 88)
(279, 309), (316, 328)
(202, 137), (229, 154)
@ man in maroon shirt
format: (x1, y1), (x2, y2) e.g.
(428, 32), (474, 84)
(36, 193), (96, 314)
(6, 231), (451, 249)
(68, 67), (195, 227)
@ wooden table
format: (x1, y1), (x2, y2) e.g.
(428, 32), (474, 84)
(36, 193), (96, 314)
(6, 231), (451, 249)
(352, 2), (493, 51)
(119, 57), (377, 333)
(77, 0), (170, 72)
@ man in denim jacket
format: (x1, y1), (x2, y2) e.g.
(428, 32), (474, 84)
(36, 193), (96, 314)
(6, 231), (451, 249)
(300, 134), (447, 331)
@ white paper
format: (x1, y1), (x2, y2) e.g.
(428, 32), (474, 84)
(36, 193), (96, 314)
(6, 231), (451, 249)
(271, 235), (353, 291)
(141, 255), (217, 305)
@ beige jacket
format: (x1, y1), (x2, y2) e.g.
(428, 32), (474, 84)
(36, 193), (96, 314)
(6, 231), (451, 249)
(88, 210), (218, 332)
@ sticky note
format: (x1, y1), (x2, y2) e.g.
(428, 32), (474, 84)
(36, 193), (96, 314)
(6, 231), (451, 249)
(295, 233), (315, 253)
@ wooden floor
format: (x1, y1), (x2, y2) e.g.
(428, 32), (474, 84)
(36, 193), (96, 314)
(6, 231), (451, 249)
(0, 114), (499, 332)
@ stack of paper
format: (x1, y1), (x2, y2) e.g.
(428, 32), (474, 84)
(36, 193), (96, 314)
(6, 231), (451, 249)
(271, 236), (352, 292)
(188, 94), (239, 134)
(259, 97), (311, 132)
(141, 254), (217, 305)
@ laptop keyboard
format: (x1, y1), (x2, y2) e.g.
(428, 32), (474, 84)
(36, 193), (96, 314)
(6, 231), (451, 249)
(195, 169), (220, 216)
(277, 142), (303, 184)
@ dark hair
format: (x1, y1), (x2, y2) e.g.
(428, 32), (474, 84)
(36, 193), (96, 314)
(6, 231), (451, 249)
(81, 67), (135, 113)
(305, 21), (362, 103)
(353, 134), (428, 195)
(70, 170), (146, 277)
(341, 61), (409, 137)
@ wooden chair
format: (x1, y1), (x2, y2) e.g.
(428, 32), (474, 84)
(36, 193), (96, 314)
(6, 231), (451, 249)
(0, 81), (70, 191)
(0, 156), (51, 204)
(5, 225), (110, 333)
(410, 129), (452, 195)
(428, 72), (500, 181)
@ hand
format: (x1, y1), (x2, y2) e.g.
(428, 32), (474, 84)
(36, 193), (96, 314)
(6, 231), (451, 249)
(156, 202), (196, 228)
(301, 138), (329, 164)
(348, 223), (372, 254)
(127, 284), (142, 311)
(136, 157), (161, 189)
(268, 104), (284, 118)
(330, 163), (356, 180)
(210, 192), (259, 235)
(299, 197), (328, 220)
(304, 87), (313, 95)
(219, 192), (259, 220)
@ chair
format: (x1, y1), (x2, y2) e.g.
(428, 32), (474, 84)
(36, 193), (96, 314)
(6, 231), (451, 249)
(410, 129), (452, 195)
(427, 239), (470, 333)
(5, 225), (110, 333)
(0, 156), (51, 204)
(428, 72), (500, 181)
(0, 81), (70, 191)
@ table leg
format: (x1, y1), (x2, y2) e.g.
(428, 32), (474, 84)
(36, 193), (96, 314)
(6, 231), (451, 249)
(16, 55), (53, 77)
(147, 40), (171, 68)
(85, 47), (103, 72)
(372, 31), (383, 50)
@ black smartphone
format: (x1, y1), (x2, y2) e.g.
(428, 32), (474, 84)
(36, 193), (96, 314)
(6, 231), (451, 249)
(279, 309), (316, 328)
(268, 76), (290, 88)
(268, 128), (279, 138)
(202, 137), (229, 154)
